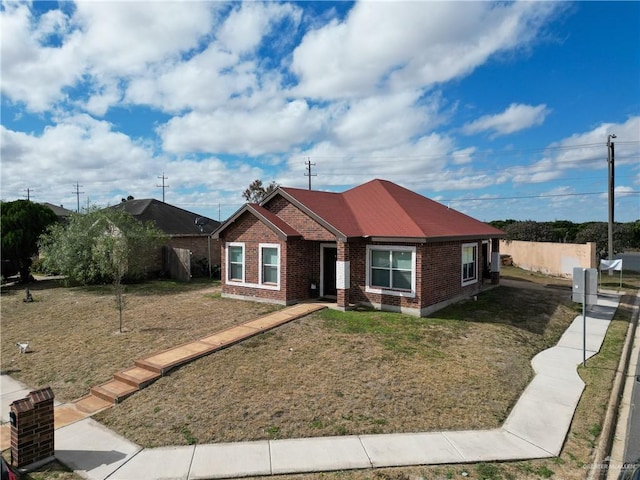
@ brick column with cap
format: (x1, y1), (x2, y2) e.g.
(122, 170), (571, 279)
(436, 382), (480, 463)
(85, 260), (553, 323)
(10, 386), (55, 469)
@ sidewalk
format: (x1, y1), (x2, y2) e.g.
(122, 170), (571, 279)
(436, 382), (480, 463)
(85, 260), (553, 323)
(1, 292), (620, 479)
(608, 292), (640, 479)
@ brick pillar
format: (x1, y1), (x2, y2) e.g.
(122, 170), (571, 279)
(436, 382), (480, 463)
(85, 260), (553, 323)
(10, 387), (55, 469)
(336, 241), (350, 309)
(491, 238), (500, 285)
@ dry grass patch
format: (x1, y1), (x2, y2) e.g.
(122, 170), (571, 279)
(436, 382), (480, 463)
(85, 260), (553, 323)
(94, 283), (577, 447)
(261, 274), (639, 480)
(0, 278), (281, 402)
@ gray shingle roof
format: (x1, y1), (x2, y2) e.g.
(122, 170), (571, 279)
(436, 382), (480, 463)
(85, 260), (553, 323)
(110, 199), (220, 235)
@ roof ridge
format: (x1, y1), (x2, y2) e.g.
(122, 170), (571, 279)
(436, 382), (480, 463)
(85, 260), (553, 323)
(376, 180), (426, 235)
(343, 179), (423, 236)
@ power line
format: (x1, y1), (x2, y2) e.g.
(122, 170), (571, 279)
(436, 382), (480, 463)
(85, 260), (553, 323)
(157, 173), (169, 202)
(441, 190), (640, 203)
(23, 188), (35, 201)
(304, 158), (316, 190)
(72, 182), (84, 213)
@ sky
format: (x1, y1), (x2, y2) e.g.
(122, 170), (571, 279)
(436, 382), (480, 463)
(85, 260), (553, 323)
(1, 0), (639, 224)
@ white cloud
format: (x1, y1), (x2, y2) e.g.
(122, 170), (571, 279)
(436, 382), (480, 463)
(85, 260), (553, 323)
(551, 116), (640, 169)
(451, 147), (476, 165)
(462, 104), (550, 137)
(330, 90), (441, 149)
(279, 131), (457, 192)
(291, 2), (563, 99)
(159, 98), (329, 156)
(0, 3), (82, 111)
(615, 185), (637, 197)
(503, 116), (640, 186)
(0, 115), (161, 209)
(124, 45), (250, 113)
(72, 2), (216, 77)
(0, 2), (217, 113)
(217, 2), (302, 56)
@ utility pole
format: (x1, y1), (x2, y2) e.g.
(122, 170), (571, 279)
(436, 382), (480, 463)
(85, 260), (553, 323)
(607, 134), (616, 276)
(72, 182), (84, 213)
(23, 188), (34, 201)
(304, 158), (316, 190)
(157, 173), (169, 202)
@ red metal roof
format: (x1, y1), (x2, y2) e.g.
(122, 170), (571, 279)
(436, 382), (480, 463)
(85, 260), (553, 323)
(280, 179), (503, 240)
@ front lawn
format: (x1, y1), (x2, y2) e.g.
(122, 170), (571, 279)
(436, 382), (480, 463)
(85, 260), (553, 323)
(0, 278), (281, 402)
(93, 282), (577, 447)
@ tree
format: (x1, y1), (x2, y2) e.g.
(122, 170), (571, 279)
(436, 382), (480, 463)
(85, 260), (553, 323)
(242, 179), (279, 203)
(39, 207), (166, 331)
(1, 200), (58, 282)
(574, 222), (634, 259)
(503, 221), (557, 243)
(40, 207), (165, 284)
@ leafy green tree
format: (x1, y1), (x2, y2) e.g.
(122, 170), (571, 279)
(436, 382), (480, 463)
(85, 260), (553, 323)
(1, 200), (58, 282)
(629, 220), (640, 249)
(40, 207), (165, 284)
(503, 221), (557, 243)
(242, 179), (279, 203)
(548, 220), (580, 243)
(488, 219), (516, 230)
(39, 207), (166, 331)
(574, 222), (634, 259)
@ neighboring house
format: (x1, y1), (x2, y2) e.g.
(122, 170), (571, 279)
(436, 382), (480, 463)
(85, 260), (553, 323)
(110, 199), (221, 276)
(41, 202), (74, 221)
(213, 179), (504, 317)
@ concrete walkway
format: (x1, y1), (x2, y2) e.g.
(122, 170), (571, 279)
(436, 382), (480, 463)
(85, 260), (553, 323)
(1, 292), (620, 479)
(0, 302), (327, 451)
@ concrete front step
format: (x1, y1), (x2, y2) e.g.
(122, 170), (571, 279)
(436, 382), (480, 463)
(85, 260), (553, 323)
(91, 380), (139, 404)
(114, 366), (161, 389)
(74, 394), (116, 414)
(135, 340), (220, 375)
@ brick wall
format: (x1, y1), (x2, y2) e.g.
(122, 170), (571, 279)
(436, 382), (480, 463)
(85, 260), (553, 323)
(285, 239), (319, 302)
(349, 239), (484, 314)
(421, 240), (483, 306)
(218, 194), (490, 315)
(220, 212), (288, 303)
(265, 196), (335, 241)
(10, 387), (55, 468)
(348, 240), (422, 311)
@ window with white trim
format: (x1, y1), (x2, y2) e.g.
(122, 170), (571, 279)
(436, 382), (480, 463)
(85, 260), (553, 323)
(462, 243), (477, 285)
(367, 246), (415, 295)
(227, 243), (244, 282)
(260, 244), (279, 285)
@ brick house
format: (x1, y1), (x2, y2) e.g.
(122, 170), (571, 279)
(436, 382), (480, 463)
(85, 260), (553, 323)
(112, 199), (221, 277)
(213, 179), (504, 316)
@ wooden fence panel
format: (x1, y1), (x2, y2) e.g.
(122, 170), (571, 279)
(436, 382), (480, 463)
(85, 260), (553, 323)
(164, 246), (191, 282)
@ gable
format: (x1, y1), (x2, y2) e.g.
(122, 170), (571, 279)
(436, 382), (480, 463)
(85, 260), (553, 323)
(221, 210), (283, 243)
(263, 194), (340, 241)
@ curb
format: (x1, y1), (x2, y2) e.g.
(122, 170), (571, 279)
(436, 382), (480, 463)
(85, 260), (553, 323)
(588, 291), (640, 480)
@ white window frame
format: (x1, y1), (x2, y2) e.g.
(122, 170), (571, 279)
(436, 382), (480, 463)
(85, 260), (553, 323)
(259, 243), (280, 289)
(365, 245), (416, 298)
(461, 242), (478, 286)
(226, 242), (245, 284)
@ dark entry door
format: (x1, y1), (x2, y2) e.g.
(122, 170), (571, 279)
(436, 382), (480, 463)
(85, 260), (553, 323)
(323, 247), (337, 297)
(482, 242), (490, 278)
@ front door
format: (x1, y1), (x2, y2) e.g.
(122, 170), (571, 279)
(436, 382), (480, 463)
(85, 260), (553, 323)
(322, 247), (337, 298)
